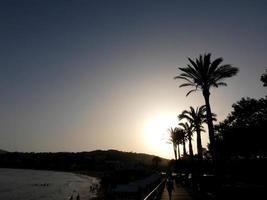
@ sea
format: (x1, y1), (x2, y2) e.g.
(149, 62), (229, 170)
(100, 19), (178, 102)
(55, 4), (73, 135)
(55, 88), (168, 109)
(0, 168), (99, 200)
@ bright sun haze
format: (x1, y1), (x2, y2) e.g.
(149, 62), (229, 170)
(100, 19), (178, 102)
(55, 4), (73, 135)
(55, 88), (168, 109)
(143, 113), (179, 159)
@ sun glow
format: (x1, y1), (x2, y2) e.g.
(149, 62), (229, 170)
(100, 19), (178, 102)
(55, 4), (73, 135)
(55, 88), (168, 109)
(143, 113), (178, 159)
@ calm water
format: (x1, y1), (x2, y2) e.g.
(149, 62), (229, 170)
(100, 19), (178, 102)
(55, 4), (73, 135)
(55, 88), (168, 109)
(0, 168), (99, 200)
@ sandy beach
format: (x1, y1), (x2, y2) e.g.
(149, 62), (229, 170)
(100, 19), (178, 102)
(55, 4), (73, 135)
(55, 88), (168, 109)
(0, 168), (99, 200)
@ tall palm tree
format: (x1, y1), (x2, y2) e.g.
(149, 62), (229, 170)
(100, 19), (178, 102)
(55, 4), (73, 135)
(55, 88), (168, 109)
(179, 122), (194, 159)
(176, 128), (187, 157)
(179, 106), (206, 160)
(174, 53), (238, 161)
(176, 139), (181, 160)
(174, 128), (182, 160)
(169, 127), (178, 160)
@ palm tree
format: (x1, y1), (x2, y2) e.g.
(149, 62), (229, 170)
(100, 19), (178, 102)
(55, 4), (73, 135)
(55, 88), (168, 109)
(176, 139), (181, 160)
(176, 128), (187, 157)
(179, 106), (206, 160)
(174, 53), (238, 161)
(179, 122), (194, 159)
(174, 128), (182, 160)
(261, 69), (267, 86)
(169, 127), (178, 160)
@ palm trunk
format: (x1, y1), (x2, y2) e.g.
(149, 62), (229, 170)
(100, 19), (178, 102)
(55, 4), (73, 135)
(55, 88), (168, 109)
(173, 143), (177, 160)
(183, 139), (187, 156)
(177, 144), (181, 160)
(203, 89), (216, 162)
(196, 126), (203, 160)
(188, 136), (193, 159)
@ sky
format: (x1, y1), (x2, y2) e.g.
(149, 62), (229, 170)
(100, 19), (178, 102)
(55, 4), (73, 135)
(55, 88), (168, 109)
(0, 0), (266, 159)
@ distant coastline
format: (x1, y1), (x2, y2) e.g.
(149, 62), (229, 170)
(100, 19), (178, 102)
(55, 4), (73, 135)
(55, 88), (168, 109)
(0, 149), (168, 172)
(0, 149), (168, 198)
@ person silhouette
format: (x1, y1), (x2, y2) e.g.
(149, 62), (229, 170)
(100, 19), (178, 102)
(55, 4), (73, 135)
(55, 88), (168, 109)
(166, 176), (174, 200)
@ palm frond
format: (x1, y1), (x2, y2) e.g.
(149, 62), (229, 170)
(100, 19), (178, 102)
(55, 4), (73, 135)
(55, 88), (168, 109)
(213, 82), (227, 87)
(175, 53), (239, 97)
(204, 53), (211, 70)
(216, 82), (227, 87)
(214, 65), (239, 79)
(188, 57), (198, 71)
(179, 110), (193, 121)
(209, 57), (223, 74)
(185, 89), (196, 96)
(179, 67), (200, 81)
(174, 75), (193, 82)
(179, 83), (195, 88)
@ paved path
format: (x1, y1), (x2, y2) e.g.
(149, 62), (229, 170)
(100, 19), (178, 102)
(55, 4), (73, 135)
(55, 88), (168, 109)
(160, 182), (193, 200)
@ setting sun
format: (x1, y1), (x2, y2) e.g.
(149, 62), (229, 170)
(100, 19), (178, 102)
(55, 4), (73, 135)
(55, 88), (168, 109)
(143, 113), (178, 159)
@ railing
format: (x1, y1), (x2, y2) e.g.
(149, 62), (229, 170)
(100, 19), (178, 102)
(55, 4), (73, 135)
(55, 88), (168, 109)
(143, 179), (166, 200)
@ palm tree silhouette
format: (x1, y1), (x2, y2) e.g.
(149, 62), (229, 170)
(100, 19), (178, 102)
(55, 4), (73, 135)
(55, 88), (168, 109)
(169, 127), (187, 159)
(174, 53), (238, 162)
(169, 127), (178, 160)
(176, 128), (187, 157)
(179, 106), (206, 160)
(261, 69), (267, 86)
(179, 122), (194, 159)
(176, 137), (181, 160)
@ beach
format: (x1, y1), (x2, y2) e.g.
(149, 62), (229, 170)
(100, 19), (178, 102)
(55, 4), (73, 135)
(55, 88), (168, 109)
(0, 168), (99, 200)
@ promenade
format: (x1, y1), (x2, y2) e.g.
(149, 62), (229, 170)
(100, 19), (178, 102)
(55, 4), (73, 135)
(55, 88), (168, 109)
(160, 182), (193, 200)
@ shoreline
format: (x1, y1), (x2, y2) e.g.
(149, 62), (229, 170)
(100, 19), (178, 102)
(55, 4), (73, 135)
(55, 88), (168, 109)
(0, 167), (102, 181)
(0, 167), (101, 200)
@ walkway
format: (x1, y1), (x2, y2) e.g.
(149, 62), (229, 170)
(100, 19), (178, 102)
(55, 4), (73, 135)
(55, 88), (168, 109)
(160, 182), (193, 200)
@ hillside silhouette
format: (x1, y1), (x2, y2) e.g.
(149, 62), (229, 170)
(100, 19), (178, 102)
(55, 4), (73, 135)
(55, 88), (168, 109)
(0, 149), (168, 173)
(0, 149), (8, 154)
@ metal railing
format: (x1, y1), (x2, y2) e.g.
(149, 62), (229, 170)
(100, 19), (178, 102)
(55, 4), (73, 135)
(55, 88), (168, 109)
(143, 179), (166, 200)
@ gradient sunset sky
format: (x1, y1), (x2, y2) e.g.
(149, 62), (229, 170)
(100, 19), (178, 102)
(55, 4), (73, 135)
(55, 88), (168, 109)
(0, 0), (266, 159)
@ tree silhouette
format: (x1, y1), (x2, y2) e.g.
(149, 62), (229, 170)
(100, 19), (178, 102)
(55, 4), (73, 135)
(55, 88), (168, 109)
(169, 127), (178, 160)
(179, 122), (194, 159)
(176, 138), (181, 160)
(179, 106), (206, 160)
(174, 53), (238, 162)
(176, 128), (187, 157)
(215, 97), (267, 157)
(261, 69), (267, 87)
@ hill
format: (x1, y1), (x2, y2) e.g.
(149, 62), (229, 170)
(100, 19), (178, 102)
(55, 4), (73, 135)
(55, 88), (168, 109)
(0, 149), (169, 173)
(85, 149), (169, 166)
(0, 149), (8, 154)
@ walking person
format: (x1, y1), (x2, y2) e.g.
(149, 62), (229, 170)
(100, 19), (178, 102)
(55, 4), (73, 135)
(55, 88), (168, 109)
(68, 194), (73, 200)
(166, 176), (174, 200)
